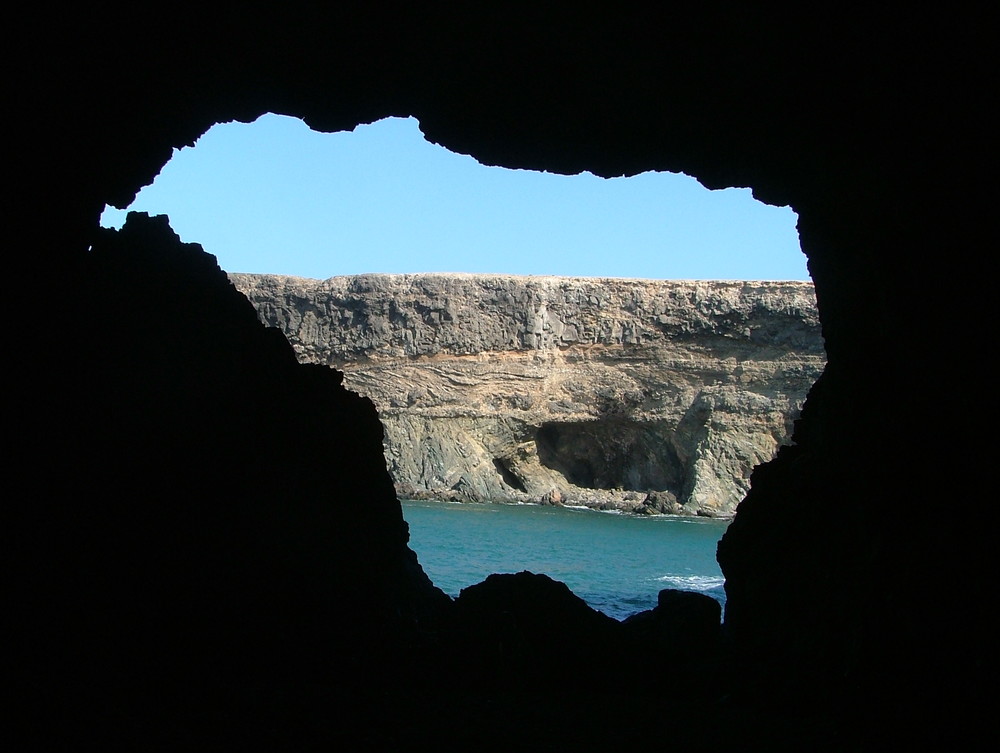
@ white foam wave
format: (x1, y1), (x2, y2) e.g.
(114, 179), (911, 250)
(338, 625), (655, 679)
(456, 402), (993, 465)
(654, 574), (726, 591)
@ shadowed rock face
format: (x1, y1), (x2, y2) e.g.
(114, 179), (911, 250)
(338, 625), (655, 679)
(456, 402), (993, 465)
(232, 273), (824, 515)
(10, 5), (990, 750)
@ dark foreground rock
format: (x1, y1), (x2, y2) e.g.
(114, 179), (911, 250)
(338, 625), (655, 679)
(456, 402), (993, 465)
(11, 213), (732, 749)
(11, 215), (452, 731)
(622, 589), (723, 650)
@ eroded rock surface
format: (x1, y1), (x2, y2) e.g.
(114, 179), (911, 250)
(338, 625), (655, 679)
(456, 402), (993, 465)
(232, 273), (825, 516)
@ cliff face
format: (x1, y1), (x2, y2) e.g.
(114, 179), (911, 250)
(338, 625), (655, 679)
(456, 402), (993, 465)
(231, 273), (825, 516)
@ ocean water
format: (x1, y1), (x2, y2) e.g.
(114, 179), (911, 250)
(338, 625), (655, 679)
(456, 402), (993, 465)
(401, 499), (730, 622)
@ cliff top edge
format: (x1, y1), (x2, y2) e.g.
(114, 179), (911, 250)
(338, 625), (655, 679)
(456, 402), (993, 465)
(228, 271), (813, 286)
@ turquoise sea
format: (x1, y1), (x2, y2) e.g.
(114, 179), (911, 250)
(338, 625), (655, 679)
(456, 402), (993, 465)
(401, 499), (730, 622)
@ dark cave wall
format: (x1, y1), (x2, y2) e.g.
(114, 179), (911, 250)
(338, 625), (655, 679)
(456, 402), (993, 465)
(9, 4), (991, 748)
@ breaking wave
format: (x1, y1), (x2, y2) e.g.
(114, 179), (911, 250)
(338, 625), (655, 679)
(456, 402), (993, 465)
(654, 574), (726, 591)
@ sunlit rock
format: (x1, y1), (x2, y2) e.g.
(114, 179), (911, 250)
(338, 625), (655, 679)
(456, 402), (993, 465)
(233, 272), (825, 515)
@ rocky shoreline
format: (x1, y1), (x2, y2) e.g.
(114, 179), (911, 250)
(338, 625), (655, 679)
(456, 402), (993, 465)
(232, 273), (825, 516)
(397, 483), (700, 516)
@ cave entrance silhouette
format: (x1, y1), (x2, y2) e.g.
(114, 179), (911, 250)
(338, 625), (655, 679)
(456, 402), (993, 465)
(100, 113), (819, 619)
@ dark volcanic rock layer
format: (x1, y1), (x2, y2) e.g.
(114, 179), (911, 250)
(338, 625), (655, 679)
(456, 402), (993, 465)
(233, 273), (825, 515)
(10, 6), (990, 751)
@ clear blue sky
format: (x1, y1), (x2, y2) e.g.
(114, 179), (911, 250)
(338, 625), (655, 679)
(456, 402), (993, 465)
(101, 114), (808, 281)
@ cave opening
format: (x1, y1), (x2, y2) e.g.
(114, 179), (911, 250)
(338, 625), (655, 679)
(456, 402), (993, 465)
(493, 458), (528, 493)
(99, 112), (819, 618)
(535, 420), (682, 492)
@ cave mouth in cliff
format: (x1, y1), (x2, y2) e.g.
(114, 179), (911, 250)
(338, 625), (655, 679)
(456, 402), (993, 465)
(536, 421), (681, 491)
(493, 458), (528, 493)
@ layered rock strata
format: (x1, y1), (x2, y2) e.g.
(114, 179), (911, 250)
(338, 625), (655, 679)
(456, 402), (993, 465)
(231, 273), (825, 516)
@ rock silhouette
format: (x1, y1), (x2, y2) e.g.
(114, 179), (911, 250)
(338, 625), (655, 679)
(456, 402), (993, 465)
(8, 5), (990, 750)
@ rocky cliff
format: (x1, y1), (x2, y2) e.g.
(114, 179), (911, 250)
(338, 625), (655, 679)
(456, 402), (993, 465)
(231, 273), (825, 516)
